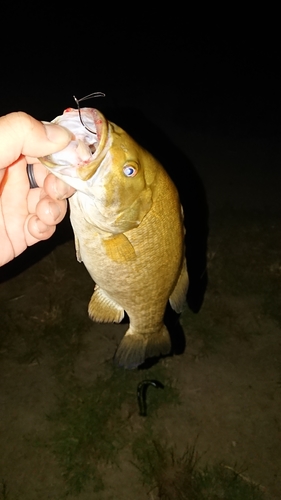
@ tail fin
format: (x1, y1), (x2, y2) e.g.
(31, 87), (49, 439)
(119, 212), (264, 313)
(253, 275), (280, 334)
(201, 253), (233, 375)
(114, 325), (171, 369)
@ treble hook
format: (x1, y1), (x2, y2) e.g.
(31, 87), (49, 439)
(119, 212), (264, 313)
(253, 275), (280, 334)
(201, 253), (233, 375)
(73, 92), (106, 134)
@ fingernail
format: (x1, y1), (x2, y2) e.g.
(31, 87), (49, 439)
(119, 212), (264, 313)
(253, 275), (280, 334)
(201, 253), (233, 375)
(43, 123), (73, 145)
(48, 202), (61, 221)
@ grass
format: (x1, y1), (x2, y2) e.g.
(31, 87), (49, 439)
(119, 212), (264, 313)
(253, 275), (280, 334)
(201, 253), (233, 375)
(0, 298), (88, 378)
(133, 438), (266, 499)
(46, 364), (179, 495)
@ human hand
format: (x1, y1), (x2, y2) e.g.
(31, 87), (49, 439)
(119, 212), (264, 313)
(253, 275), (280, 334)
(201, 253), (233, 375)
(0, 112), (76, 266)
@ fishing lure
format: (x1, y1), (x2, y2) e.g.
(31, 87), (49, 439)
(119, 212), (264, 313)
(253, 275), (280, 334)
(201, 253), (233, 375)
(137, 380), (164, 417)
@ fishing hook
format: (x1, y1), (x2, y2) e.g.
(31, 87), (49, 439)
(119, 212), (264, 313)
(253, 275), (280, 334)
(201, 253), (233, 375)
(73, 92), (105, 135)
(137, 380), (164, 417)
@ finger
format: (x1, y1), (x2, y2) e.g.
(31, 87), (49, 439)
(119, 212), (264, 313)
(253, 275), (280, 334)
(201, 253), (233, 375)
(44, 173), (76, 200)
(0, 112), (72, 170)
(0, 156), (30, 256)
(25, 214), (56, 244)
(26, 185), (41, 212)
(26, 162), (49, 188)
(0, 221), (15, 266)
(35, 196), (68, 226)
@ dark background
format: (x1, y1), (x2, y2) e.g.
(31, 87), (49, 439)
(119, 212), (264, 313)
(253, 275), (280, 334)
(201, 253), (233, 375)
(1, 11), (279, 135)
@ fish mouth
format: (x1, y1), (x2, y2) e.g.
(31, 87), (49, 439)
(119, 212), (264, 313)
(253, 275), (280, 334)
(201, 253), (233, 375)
(76, 108), (110, 181)
(40, 108), (109, 181)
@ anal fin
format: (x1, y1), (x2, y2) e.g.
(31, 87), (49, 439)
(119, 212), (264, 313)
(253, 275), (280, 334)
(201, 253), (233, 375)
(88, 286), (124, 323)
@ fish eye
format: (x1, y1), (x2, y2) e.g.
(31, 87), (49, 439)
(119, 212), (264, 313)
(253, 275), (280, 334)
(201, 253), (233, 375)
(123, 165), (138, 177)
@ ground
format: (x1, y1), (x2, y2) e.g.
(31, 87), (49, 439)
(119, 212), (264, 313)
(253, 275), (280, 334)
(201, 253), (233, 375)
(0, 102), (280, 499)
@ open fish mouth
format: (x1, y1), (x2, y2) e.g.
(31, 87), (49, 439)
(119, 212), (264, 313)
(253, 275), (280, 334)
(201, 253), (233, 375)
(40, 107), (109, 181)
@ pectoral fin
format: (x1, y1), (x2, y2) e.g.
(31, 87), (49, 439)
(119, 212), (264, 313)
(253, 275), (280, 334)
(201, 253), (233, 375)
(103, 234), (136, 262)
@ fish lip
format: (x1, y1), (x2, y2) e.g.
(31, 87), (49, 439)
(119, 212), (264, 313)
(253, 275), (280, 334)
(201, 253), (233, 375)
(91, 108), (104, 143)
(76, 108), (109, 181)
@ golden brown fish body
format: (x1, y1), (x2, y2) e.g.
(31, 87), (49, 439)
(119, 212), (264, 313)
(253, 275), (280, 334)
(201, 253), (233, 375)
(41, 107), (188, 368)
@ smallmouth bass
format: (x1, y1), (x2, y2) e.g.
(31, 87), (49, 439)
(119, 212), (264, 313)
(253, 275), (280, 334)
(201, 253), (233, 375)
(40, 107), (188, 369)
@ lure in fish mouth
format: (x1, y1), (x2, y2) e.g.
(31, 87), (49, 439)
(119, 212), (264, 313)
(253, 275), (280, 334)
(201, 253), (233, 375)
(40, 106), (189, 370)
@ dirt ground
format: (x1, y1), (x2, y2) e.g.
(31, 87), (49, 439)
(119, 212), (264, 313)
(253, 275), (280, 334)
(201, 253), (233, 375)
(0, 103), (280, 499)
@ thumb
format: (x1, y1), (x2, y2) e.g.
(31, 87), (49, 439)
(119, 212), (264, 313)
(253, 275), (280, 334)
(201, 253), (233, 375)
(0, 112), (72, 169)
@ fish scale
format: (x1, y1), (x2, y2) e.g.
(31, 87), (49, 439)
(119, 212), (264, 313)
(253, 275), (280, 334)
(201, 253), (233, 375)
(40, 107), (188, 369)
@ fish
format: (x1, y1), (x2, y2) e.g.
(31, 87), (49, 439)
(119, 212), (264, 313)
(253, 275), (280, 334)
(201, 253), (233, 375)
(40, 107), (189, 369)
